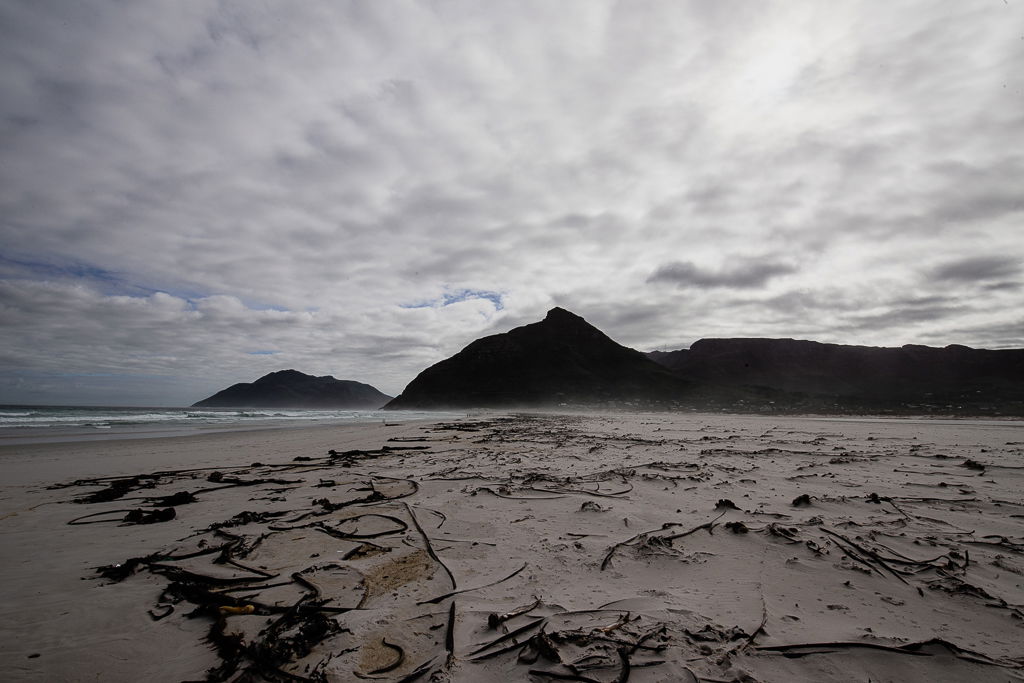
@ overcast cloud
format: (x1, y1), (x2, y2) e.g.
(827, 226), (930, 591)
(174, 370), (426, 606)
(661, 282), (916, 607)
(1, 1), (1021, 405)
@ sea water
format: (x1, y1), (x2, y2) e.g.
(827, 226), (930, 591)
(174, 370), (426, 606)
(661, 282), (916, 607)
(0, 405), (459, 445)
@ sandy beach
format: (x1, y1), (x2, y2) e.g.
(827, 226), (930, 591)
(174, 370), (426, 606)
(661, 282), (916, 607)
(1, 412), (1023, 682)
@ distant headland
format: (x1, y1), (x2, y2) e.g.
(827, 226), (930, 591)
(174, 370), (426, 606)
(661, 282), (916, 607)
(192, 370), (392, 409)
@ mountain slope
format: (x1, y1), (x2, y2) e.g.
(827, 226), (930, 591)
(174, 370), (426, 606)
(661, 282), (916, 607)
(193, 370), (392, 409)
(648, 339), (1024, 413)
(386, 308), (689, 409)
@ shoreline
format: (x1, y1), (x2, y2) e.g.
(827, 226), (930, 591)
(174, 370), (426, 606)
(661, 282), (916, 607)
(0, 421), (345, 448)
(0, 419), (433, 489)
(2, 411), (1022, 681)
(0, 408), (463, 447)
(2, 406), (1020, 449)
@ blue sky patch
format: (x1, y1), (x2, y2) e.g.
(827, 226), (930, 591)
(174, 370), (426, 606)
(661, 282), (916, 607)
(401, 289), (504, 310)
(0, 251), (213, 302)
(1, 252), (123, 285)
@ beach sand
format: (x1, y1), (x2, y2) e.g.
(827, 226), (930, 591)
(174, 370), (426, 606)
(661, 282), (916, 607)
(1, 412), (1022, 682)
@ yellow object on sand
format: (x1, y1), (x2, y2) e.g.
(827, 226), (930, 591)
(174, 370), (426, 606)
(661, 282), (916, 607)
(219, 604), (255, 615)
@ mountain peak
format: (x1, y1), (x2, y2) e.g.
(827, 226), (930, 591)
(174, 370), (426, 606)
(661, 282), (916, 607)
(385, 309), (686, 408)
(193, 371), (391, 408)
(538, 307), (601, 333)
(544, 306), (581, 321)
(255, 369), (307, 383)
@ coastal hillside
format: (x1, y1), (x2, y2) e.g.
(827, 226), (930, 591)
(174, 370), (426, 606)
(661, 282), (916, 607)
(193, 370), (391, 409)
(648, 338), (1024, 413)
(385, 307), (1024, 414)
(385, 307), (689, 409)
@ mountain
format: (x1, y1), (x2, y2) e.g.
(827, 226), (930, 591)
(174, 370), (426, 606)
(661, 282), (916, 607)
(385, 308), (689, 409)
(648, 338), (1024, 414)
(385, 306), (1024, 414)
(192, 370), (392, 409)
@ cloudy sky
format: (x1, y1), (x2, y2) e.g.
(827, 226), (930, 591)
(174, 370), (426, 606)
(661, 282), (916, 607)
(1, 1), (1022, 406)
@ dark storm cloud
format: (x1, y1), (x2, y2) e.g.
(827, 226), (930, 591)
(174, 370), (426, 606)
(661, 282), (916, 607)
(929, 256), (1019, 283)
(893, 295), (958, 308)
(844, 305), (967, 332)
(647, 260), (797, 289)
(984, 282), (1021, 293)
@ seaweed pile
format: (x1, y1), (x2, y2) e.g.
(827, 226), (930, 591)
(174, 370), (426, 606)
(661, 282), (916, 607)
(55, 413), (1024, 681)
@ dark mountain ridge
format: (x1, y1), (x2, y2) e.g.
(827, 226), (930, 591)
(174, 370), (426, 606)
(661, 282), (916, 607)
(193, 370), (392, 409)
(385, 308), (688, 409)
(386, 307), (1023, 414)
(647, 338), (1024, 414)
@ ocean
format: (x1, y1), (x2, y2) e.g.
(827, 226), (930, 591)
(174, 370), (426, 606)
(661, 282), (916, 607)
(0, 405), (460, 445)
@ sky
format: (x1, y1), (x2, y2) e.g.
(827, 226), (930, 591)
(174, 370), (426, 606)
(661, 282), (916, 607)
(1, 1), (1022, 406)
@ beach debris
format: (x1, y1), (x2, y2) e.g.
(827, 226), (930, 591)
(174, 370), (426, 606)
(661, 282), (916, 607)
(756, 637), (1022, 668)
(473, 486), (565, 500)
(49, 413), (1024, 681)
(148, 490), (196, 506)
(62, 474), (159, 503)
(218, 604), (255, 615)
(340, 542), (390, 561)
(147, 604), (174, 620)
(687, 621), (753, 645)
(961, 459), (986, 471)
(470, 617), (548, 661)
(488, 597), (542, 629)
(820, 528), (911, 584)
(601, 522), (682, 570)
(111, 546), (354, 680)
(965, 535), (1024, 552)
(418, 562), (527, 605)
(404, 502), (456, 590)
(67, 507), (177, 526)
(207, 509), (288, 529)
(601, 513), (727, 570)
(311, 489), (386, 510)
(762, 523), (803, 543)
(475, 610), (665, 681)
(96, 555), (159, 582)
(445, 601), (457, 667)
(123, 507), (176, 524)
(636, 534), (677, 557)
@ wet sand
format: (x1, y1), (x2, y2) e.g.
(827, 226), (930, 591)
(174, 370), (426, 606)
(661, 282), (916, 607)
(1, 412), (1022, 682)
